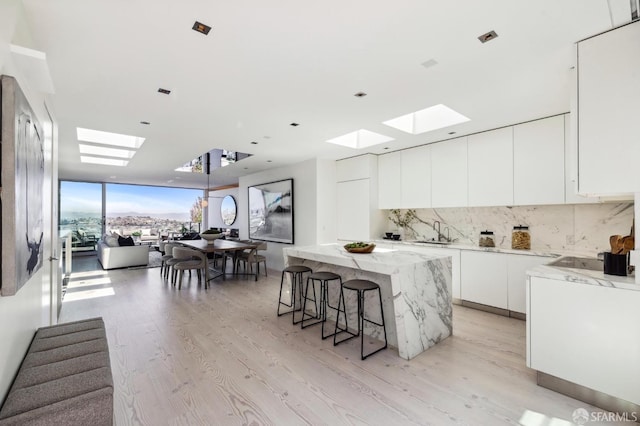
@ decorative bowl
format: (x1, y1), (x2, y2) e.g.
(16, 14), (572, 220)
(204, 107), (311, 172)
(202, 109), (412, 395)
(344, 243), (376, 253)
(200, 233), (223, 244)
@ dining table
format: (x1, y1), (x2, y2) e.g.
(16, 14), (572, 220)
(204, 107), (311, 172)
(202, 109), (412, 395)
(177, 239), (258, 282)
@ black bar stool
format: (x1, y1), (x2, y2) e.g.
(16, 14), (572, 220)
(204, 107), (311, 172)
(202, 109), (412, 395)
(334, 279), (388, 360)
(278, 265), (312, 325)
(301, 271), (343, 339)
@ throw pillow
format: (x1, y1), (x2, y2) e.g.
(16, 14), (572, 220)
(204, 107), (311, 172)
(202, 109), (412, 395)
(105, 236), (119, 247)
(118, 236), (135, 246)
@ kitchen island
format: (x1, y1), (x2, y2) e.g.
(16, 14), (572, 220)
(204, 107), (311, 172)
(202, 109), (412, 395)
(283, 244), (452, 360)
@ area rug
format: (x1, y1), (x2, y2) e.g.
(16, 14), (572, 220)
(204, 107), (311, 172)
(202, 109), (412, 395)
(128, 250), (162, 269)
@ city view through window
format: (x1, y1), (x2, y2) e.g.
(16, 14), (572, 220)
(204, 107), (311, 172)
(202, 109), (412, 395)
(60, 181), (204, 250)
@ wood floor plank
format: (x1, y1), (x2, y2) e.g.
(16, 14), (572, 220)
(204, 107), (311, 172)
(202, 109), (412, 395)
(59, 258), (627, 425)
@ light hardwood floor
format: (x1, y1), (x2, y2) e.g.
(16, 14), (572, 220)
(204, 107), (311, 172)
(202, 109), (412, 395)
(60, 256), (611, 425)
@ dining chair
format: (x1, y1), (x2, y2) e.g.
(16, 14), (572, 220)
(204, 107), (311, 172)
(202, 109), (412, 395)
(237, 241), (268, 278)
(160, 243), (180, 277)
(171, 247), (208, 289)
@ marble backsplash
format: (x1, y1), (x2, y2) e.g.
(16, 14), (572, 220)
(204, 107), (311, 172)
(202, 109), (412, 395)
(384, 203), (634, 256)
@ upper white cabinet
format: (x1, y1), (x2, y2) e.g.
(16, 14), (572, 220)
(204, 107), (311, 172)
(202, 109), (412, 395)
(513, 115), (565, 205)
(401, 145), (431, 208)
(577, 20), (640, 195)
(337, 180), (370, 241)
(564, 114), (599, 204)
(378, 151), (402, 209)
(336, 155), (375, 182)
(467, 128), (513, 207)
(431, 137), (468, 208)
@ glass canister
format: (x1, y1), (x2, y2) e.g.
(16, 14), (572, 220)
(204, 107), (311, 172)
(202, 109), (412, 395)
(511, 225), (531, 250)
(479, 230), (495, 247)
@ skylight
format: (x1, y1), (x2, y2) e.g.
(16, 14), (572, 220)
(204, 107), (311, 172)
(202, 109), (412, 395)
(78, 144), (136, 159)
(80, 156), (129, 167)
(383, 104), (470, 135)
(77, 128), (145, 149)
(77, 127), (145, 166)
(326, 129), (394, 149)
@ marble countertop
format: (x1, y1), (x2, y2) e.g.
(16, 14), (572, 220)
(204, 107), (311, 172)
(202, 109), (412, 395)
(284, 243), (450, 275)
(367, 239), (640, 291)
(371, 239), (561, 257)
(527, 261), (640, 291)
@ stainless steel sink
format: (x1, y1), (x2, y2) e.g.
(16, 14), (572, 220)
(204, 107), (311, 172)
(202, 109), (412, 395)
(547, 256), (603, 271)
(412, 240), (452, 246)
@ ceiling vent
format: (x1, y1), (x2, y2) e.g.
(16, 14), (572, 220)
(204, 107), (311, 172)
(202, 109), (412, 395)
(478, 30), (498, 43)
(157, 88), (171, 95)
(354, 92), (367, 97)
(192, 21), (212, 35)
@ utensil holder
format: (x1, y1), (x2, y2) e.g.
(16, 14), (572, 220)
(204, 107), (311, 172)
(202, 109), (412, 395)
(603, 252), (627, 276)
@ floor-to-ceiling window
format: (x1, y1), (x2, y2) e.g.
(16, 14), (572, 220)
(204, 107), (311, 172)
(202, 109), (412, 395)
(59, 181), (205, 250)
(104, 183), (203, 238)
(59, 181), (103, 251)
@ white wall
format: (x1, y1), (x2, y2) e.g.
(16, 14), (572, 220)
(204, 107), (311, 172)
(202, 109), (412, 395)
(316, 159), (337, 244)
(239, 159), (319, 270)
(206, 187), (239, 229)
(0, 0), (56, 401)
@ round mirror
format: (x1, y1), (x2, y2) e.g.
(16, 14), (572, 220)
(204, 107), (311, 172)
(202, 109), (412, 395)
(220, 195), (237, 226)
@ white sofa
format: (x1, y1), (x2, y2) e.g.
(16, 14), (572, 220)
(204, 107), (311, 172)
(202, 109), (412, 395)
(97, 240), (149, 269)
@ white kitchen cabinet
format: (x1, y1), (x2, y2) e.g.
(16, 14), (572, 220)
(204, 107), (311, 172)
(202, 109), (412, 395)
(336, 154), (375, 182)
(513, 116), (565, 205)
(577, 20), (640, 195)
(467, 128), (513, 207)
(377, 151), (401, 209)
(564, 113), (600, 204)
(460, 251), (508, 309)
(431, 137), (468, 208)
(336, 180), (370, 241)
(401, 145), (431, 208)
(528, 276), (640, 405)
(505, 254), (549, 314)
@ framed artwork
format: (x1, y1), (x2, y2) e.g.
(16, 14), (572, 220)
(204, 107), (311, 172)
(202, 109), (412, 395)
(248, 178), (293, 244)
(1, 75), (45, 296)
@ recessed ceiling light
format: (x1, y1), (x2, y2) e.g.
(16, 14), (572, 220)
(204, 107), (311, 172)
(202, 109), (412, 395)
(448, 131), (456, 135)
(263, 136), (271, 139)
(267, 160), (272, 162)
(354, 92), (367, 97)
(327, 129), (394, 149)
(140, 121), (150, 125)
(383, 147), (390, 150)
(244, 167), (248, 170)
(478, 30), (498, 43)
(383, 104), (470, 135)
(158, 88), (171, 95)
(79, 144), (136, 159)
(421, 58), (438, 69)
(250, 141), (258, 145)
(77, 127), (145, 148)
(192, 21), (212, 35)
(290, 122), (299, 127)
(80, 156), (128, 166)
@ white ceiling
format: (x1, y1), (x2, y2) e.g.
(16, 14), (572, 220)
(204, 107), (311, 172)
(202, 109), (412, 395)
(18, 0), (632, 190)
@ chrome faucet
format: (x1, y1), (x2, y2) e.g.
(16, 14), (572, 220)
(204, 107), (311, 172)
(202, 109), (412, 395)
(443, 226), (450, 243)
(433, 220), (441, 242)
